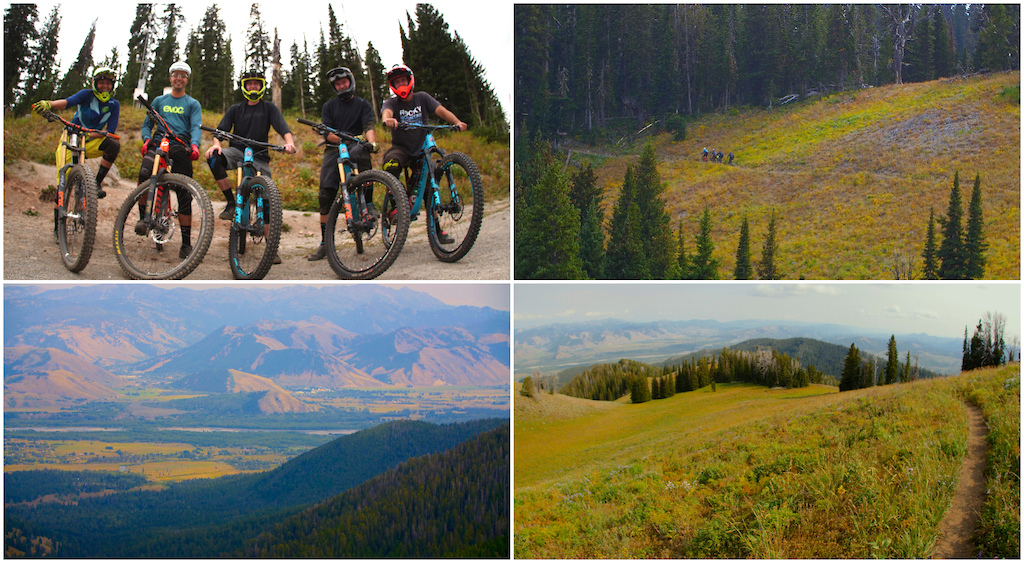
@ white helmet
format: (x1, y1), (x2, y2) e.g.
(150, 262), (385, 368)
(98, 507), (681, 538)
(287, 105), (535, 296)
(169, 61), (191, 77)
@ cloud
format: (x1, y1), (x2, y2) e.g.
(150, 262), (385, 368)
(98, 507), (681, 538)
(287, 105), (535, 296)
(752, 284), (843, 298)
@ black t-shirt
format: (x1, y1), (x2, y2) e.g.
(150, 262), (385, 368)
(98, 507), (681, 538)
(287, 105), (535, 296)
(217, 100), (291, 163)
(382, 91), (441, 155)
(321, 95), (375, 148)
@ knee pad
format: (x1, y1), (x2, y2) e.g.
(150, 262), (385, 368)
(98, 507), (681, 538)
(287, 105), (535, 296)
(208, 153), (228, 181)
(382, 159), (402, 179)
(318, 188), (337, 215)
(101, 137), (121, 162)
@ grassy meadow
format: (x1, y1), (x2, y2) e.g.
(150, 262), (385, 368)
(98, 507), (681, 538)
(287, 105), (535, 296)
(514, 364), (1020, 558)
(573, 71), (1019, 279)
(4, 102), (510, 213)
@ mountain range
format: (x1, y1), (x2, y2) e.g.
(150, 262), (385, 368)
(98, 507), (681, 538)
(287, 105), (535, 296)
(515, 318), (963, 375)
(4, 285), (510, 409)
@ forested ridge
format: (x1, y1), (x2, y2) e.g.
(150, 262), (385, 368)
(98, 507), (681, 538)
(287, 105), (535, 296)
(515, 4), (1018, 138)
(240, 424), (510, 557)
(3, 418), (506, 557)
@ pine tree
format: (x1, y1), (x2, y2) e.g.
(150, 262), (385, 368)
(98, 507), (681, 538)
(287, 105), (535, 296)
(839, 343), (862, 391)
(188, 6), (231, 112)
(903, 350), (912, 383)
(364, 41), (386, 115)
(605, 166), (651, 279)
(56, 20), (96, 99)
(631, 143), (675, 278)
(964, 173), (986, 279)
(116, 4), (155, 103)
(938, 171), (967, 280)
(570, 163), (605, 279)
(734, 216), (752, 280)
(921, 207), (939, 280)
(514, 145), (585, 279)
(18, 5), (60, 113)
(885, 335), (899, 385)
(246, 4), (271, 73)
(691, 206), (720, 280)
(675, 221), (692, 279)
(757, 211), (778, 280)
(520, 377), (535, 398)
(974, 4), (1020, 71)
(148, 4), (182, 102)
(4, 4), (39, 110)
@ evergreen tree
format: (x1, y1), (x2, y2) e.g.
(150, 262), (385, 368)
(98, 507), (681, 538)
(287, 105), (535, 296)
(314, 29), (333, 108)
(921, 206), (939, 280)
(520, 377), (535, 398)
(148, 4), (182, 102)
(964, 173), (986, 280)
(937, 171), (967, 280)
(364, 41), (386, 115)
(903, 350), (912, 383)
(885, 335), (899, 385)
(56, 20), (96, 99)
(631, 143), (675, 278)
(570, 163), (605, 279)
(188, 6), (232, 112)
(675, 221), (691, 279)
(604, 166), (651, 279)
(18, 5), (60, 113)
(839, 343), (862, 391)
(246, 4), (271, 73)
(974, 4), (1020, 71)
(757, 211), (778, 280)
(514, 144), (586, 279)
(734, 216), (753, 280)
(691, 206), (720, 280)
(4, 4), (39, 110)
(116, 4), (155, 103)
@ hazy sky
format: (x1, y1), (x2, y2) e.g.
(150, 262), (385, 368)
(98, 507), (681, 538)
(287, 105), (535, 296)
(33, 0), (511, 118)
(514, 282), (1021, 340)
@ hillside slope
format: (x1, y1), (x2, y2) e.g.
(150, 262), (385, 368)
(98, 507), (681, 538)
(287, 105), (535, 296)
(577, 72), (1019, 279)
(515, 366), (1019, 558)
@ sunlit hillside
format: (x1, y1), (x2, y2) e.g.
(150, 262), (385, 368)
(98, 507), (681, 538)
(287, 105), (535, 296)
(514, 365), (1020, 558)
(567, 71), (1019, 279)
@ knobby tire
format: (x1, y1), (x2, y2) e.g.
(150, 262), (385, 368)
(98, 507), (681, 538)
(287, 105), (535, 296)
(325, 169), (410, 280)
(229, 178), (282, 280)
(428, 152), (483, 262)
(58, 163), (98, 272)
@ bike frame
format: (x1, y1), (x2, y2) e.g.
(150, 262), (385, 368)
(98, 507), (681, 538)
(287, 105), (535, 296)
(233, 147), (265, 233)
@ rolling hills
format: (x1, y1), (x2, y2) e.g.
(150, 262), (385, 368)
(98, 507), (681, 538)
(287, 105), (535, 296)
(569, 72), (1019, 279)
(514, 365), (1019, 558)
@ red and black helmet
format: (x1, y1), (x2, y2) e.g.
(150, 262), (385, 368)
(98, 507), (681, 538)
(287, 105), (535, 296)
(386, 64), (414, 100)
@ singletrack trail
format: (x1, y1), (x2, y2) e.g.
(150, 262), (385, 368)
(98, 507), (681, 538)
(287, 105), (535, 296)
(3, 160), (509, 281)
(930, 403), (988, 558)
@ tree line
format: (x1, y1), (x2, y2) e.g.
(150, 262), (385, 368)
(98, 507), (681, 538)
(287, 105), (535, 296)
(920, 171), (989, 280)
(962, 311), (1015, 371)
(3, 3), (507, 141)
(515, 4), (1019, 139)
(515, 138), (782, 280)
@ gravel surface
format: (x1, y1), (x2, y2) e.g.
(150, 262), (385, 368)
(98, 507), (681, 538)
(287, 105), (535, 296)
(3, 160), (510, 281)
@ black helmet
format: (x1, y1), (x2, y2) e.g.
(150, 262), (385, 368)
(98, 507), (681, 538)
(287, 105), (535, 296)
(326, 67), (355, 100)
(240, 69), (266, 101)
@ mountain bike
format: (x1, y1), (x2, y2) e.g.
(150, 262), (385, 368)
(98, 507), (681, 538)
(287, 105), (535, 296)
(297, 118), (409, 280)
(39, 110), (119, 272)
(385, 123), (483, 262)
(201, 125), (285, 280)
(112, 96), (214, 280)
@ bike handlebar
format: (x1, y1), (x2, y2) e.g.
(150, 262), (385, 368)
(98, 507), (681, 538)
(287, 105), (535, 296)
(137, 95), (190, 148)
(396, 122), (461, 132)
(297, 118), (373, 149)
(200, 125), (286, 152)
(41, 110), (121, 141)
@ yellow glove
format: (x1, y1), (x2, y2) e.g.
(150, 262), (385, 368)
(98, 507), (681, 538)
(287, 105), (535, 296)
(32, 100), (52, 114)
(370, 142), (380, 154)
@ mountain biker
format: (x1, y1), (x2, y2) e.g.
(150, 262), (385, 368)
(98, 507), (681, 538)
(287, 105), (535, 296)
(205, 69), (296, 264)
(136, 61), (203, 259)
(306, 66), (379, 262)
(32, 66), (122, 238)
(380, 64), (467, 244)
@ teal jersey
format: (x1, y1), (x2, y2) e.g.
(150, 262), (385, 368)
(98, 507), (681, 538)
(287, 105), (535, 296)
(143, 93), (202, 146)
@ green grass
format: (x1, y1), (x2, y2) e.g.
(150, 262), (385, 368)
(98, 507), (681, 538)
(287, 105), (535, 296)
(4, 104), (509, 212)
(577, 72), (1019, 279)
(515, 366), (1020, 558)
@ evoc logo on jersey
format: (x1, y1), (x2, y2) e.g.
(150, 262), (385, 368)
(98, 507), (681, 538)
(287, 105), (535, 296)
(162, 105), (185, 114)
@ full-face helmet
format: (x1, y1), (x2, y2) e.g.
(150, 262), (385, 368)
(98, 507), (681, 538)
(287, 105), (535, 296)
(92, 66), (117, 103)
(240, 69), (266, 101)
(326, 67), (356, 101)
(386, 64), (414, 100)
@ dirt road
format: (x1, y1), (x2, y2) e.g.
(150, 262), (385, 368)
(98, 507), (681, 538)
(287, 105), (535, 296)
(3, 160), (510, 281)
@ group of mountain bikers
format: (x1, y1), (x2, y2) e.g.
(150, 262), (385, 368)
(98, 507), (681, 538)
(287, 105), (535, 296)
(702, 147), (734, 165)
(32, 60), (469, 264)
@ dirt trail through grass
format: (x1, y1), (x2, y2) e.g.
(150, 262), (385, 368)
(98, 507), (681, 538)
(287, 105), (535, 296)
(931, 403), (988, 558)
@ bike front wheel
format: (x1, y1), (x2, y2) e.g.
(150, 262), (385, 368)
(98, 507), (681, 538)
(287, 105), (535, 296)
(57, 163), (98, 272)
(325, 170), (410, 280)
(229, 178), (282, 280)
(112, 173), (214, 280)
(429, 152), (484, 262)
